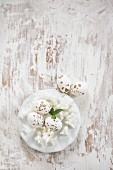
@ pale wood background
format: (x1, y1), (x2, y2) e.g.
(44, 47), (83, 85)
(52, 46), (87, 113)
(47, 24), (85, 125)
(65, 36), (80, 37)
(0, 0), (113, 170)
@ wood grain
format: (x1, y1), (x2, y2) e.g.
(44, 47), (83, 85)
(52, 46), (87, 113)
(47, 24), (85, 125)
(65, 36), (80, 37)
(0, 0), (113, 169)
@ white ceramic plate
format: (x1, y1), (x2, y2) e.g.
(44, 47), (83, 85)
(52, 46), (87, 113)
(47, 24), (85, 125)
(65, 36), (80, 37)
(18, 89), (81, 153)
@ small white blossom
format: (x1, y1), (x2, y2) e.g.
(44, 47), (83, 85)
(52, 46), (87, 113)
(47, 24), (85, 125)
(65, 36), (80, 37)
(60, 126), (69, 136)
(57, 96), (73, 110)
(35, 128), (57, 146)
(60, 111), (77, 128)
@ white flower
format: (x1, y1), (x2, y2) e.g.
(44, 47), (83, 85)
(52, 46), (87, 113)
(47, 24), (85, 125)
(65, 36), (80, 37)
(35, 128), (57, 146)
(60, 126), (69, 136)
(65, 113), (77, 128)
(35, 131), (42, 144)
(47, 95), (59, 108)
(42, 130), (55, 145)
(48, 136), (57, 145)
(60, 111), (69, 120)
(57, 96), (73, 110)
(60, 111), (77, 128)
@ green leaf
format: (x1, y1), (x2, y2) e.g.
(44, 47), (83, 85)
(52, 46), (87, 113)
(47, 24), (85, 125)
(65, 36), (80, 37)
(49, 108), (64, 119)
(51, 115), (56, 119)
(54, 109), (64, 115)
(49, 108), (54, 115)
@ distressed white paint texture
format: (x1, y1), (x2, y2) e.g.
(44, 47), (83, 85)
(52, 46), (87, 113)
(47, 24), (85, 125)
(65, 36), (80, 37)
(0, 0), (113, 170)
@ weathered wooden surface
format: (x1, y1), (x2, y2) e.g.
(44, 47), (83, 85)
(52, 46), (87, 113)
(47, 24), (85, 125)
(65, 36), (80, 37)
(0, 0), (113, 169)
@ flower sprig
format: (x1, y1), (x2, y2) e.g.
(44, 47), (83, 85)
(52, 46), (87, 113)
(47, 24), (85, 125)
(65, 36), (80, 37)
(49, 108), (63, 119)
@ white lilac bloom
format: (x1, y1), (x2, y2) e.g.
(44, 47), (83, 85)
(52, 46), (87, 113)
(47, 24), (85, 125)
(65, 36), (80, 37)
(60, 111), (69, 120)
(60, 111), (77, 128)
(34, 131), (42, 144)
(42, 130), (56, 146)
(60, 126), (69, 136)
(35, 128), (57, 146)
(47, 95), (59, 108)
(57, 96), (73, 110)
(64, 113), (77, 128)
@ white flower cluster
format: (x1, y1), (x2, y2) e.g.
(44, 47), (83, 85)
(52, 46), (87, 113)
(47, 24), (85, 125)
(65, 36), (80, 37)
(60, 111), (78, 128)
(35, 127), (57, 146)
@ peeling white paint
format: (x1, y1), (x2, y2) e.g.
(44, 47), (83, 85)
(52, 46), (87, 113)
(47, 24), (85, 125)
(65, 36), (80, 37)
(0, 0), (113, 169)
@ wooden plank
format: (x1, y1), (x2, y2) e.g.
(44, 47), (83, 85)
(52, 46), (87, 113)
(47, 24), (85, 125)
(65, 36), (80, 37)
(0, 0), (113, 169)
